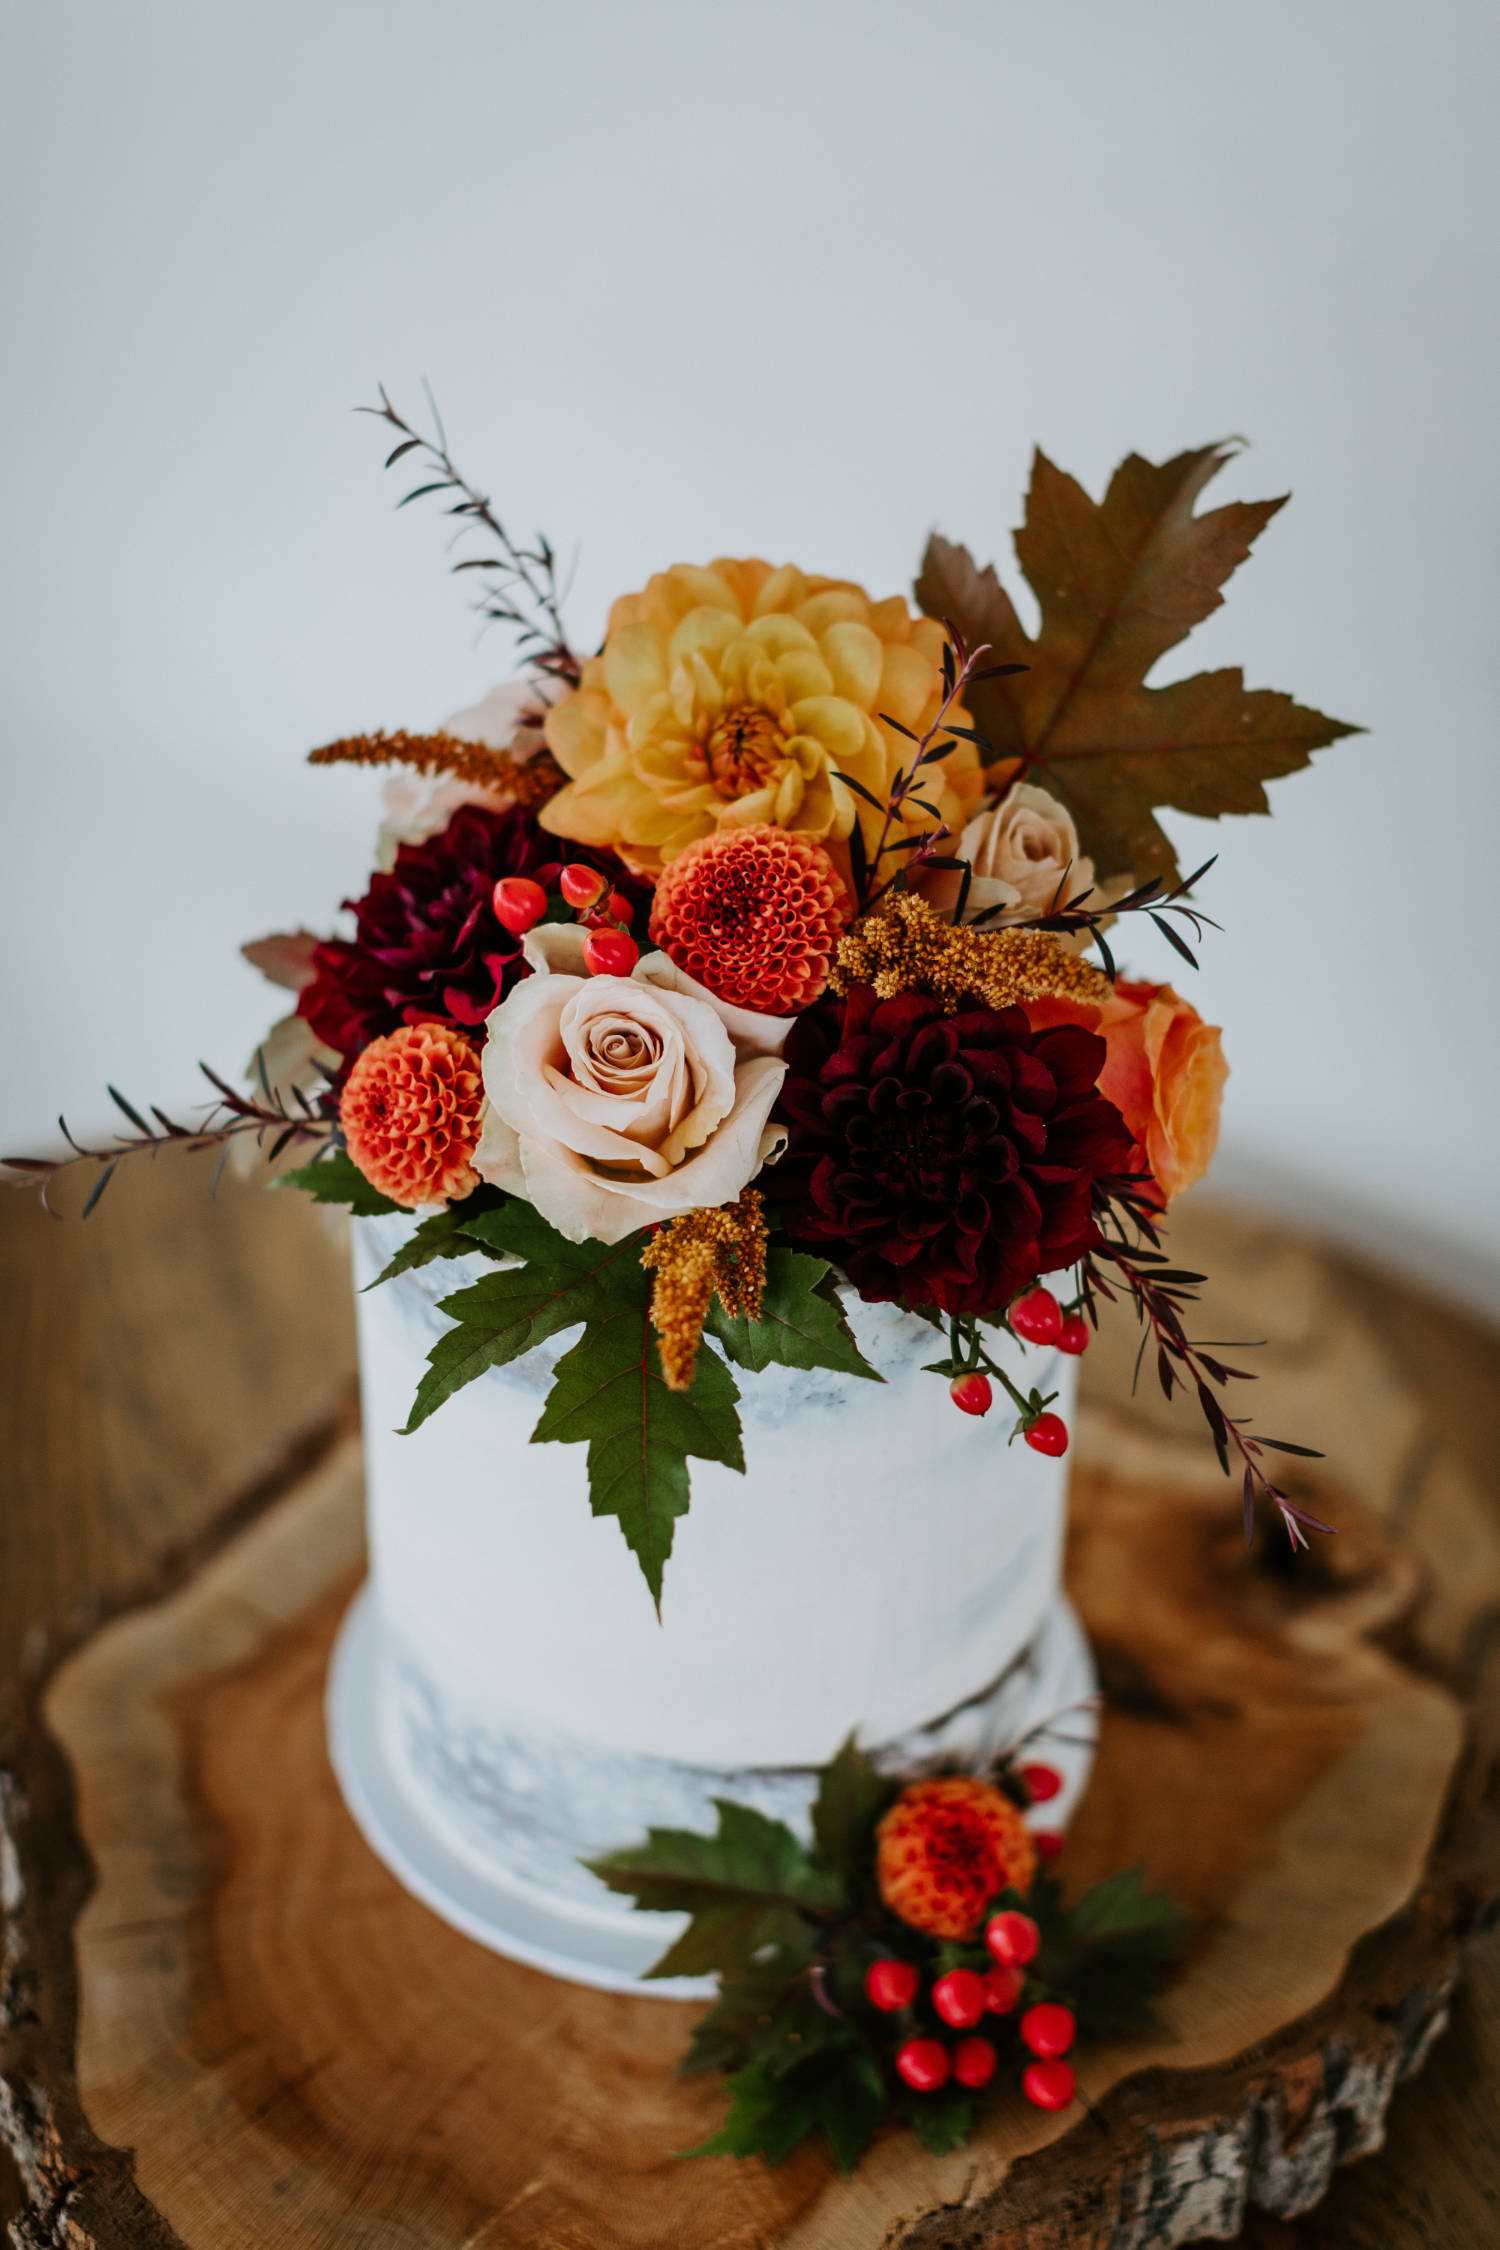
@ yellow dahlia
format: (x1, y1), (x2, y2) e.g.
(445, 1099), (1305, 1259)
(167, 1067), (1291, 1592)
(539, 560), (981, 878)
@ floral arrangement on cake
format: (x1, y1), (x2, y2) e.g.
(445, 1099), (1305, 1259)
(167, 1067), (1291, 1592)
(7, 394), (1355, 1608)
(590, 1732), (1186, 2169)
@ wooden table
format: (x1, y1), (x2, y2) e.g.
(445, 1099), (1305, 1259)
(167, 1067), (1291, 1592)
(2, 1159), (1498, 2249)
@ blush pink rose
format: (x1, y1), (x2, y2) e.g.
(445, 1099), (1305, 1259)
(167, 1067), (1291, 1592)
(475, 926), (788, 1243)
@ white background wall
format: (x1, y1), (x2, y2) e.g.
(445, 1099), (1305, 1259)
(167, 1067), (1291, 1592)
(3, 0), (1497, 1307)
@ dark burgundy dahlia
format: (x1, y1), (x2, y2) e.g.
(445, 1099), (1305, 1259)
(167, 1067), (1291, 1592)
(298, 803), (640, 1066)
(766, 985), (1134, 1317)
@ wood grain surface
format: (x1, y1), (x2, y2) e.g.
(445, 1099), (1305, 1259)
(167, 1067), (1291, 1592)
(2, 1159), (1499, 2247)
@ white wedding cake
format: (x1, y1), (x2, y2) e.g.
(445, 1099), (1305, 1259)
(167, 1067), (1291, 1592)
(329, 1210), (1095, 1992)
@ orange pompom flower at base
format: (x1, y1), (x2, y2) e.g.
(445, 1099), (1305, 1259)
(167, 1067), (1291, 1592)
(876, 1776), (1039, 1941)
(339, 1022), (486, 1210)
(647, 823), (851, 1015)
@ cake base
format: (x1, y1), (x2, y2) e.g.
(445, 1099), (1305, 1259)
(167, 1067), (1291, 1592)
(326, 1580), (1099, 1996)
(326, 1583), (709, 1994)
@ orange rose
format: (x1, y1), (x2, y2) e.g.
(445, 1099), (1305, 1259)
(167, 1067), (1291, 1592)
(1027, 979), (1227, 1203)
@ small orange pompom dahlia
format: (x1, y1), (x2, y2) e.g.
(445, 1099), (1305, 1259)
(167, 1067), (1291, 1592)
(648, 824), (850, 1013)
(339, 1022), (485, 1209)
(876, 1777), (1038, 1941)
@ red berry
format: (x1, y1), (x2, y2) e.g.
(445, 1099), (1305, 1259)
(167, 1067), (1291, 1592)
(1057, 1312), (1090, 1356)
(582, 928), (640, 978)
(1022, 2058), (1076, 2111)
(1019, 1761), (1062, 1805)
(1021, 2002), (1076, 2059)
(984, 1910), (1040, 1968)
(1009, 1287), (1062, 1346)
(895, 2037), (950, 2092)
(983, 1963), (1024, 2014)
(952, 2034), (998, 2089)
(1023, 1413), (1069, 1458)
(492, 876), (547, 935)
(607, 888), (636, 925)
(559, 863), (607, 909)
(864, 1957), (919, 2012)
(949, 1371), (993, 1417)
(930, 1968), (987, 2029)
(1033, 1829), (1065, 1862)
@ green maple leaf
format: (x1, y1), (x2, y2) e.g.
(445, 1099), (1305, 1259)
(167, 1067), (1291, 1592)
(707, 1250), (882, 1383)
(682, 2052), (886, 2176)
(363, 1186), (508, 1287)
(900, 2086), (978, 2156)
(586, 1799), (844, 1978)
(915, 441), (1362, 884)
(276, 1147), (399, 1216)
(1027, 1865), (1189, 2038)
(532, 1305), (744, 1608)
(679, 1946), (850, 2077)
(809, 1736), (895, 1899)
(400, 1205), (643, 1433)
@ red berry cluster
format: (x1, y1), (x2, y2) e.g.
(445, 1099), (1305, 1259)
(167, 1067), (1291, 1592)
(492, 863), (641, 977)
(946, 1280), (1090, 1453)
(862, 1901), (1078, 2111)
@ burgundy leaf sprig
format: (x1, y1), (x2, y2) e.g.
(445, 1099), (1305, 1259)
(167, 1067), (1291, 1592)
(839, 630), (1027, 913)
(993, 858), (1223, 978)
(2, 1064), (335, 1218)
(361, 384), (583, 687)
(1083, 1179), (1330, 1549)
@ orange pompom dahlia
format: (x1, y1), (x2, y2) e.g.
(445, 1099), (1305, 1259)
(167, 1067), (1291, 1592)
(648, 824), (850, 1014)
(876, 1777), (1038, 1940)
(339, 1022), (485, 1209)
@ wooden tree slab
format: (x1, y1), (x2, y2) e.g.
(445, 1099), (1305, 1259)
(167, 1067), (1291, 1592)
(3, 1191), (1500, 2248)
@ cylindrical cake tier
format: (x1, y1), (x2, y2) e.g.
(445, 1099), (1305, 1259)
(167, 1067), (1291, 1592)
(329, 1210), (1096, 1991)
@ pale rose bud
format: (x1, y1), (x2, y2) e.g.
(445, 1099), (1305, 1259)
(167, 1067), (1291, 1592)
(919, 783), (1096, 927)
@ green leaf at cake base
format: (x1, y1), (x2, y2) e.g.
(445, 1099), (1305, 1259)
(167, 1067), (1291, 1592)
(681, 2050), (886, 2176)
(708, 1250), (881, 1384)
(900, 2085), (978, 2156)
(810, 1735), (896, 1901)
(585, 1798), (844, 1979)
(1029, 1864), (1190, 2038)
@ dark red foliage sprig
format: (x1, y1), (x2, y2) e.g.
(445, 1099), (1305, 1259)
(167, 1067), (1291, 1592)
(994, 858), (1223, 979)
(361, 385), (583, 686)
(839, 628), (1027, 913)
(1, 1066), (336, 1218)
(1082, 1177), (1330, 1550)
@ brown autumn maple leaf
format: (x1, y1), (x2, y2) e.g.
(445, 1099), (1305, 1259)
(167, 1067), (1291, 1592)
(914, 442), (1361, 885)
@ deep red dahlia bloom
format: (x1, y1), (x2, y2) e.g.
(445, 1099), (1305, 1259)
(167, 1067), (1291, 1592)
(767, 984), (1133, 1316)
(298, 805), (639, 1066)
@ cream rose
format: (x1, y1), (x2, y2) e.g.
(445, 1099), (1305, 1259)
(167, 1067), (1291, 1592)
(474, 926), (788, 1243)
(920, 783), (1097, 927)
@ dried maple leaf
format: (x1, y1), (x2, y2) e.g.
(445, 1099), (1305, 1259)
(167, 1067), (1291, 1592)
(915, 442), (1361, 883)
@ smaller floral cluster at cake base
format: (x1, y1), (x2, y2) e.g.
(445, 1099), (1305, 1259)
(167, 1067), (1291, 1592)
(7, 400), (1352, 1594)
(588, 1733), (1187, 2172)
